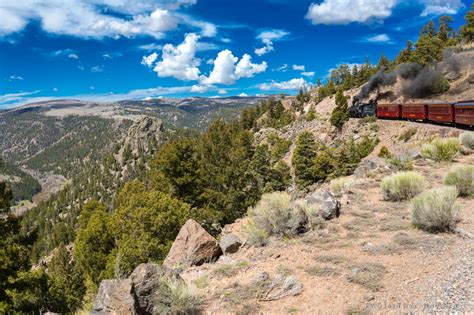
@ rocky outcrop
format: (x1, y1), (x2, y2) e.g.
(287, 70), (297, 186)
(163, 219), (222, 269)
(306, 190), (340, 220)
(354, 157), (393, 179)
(117, 116), (165, 166)
(130, 264), (180, 314)
(92, 263), (181, 315)
(92, 279), (137, 314)
(219, 234), (242, 254)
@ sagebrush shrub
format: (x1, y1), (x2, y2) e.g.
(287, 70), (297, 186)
(378, 146), (391, 158)
(389, 150), (414, 171)
(330, 177), (354, 197)
(398, 128), (417, 142)
(380, 171), (427, 201)
(411, 186), (460, 232)
(294, 199), (323, 229)
(242, 219), (268, 246)
(444, 165), (474, 197)
(155, 277), (201, 314)
(421, 137), (460, 162)
(459, 132), (474, 149)
(245, 192), (307, 240)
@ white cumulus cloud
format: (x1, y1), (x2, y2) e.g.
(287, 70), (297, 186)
(68, 53), (79, 59)
(364, 34), (392, 43)
(152, 33), (201, 81)
(9, 75), (24, 80)
(259, 78), (308, 91)
(191, 84), (209, 93)
(305, 0), (397, 25)
(293, 64), (305, 71)
(202, 50), (267, 85)
(302, 71), (315, 77)
(0, 1), (215, 39)
(141, 52), (159, 67)
(420, 0), (464, 16)
(255, 29), (289, 56)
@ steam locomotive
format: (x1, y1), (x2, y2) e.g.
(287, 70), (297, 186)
(349, 99), (474, 127)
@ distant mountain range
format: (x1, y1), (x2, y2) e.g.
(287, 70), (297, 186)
(0, 96), (262, 201)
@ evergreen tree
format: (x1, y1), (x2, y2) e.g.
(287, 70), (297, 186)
(307, 105), (316, 121)
(292, 131), (317, 189)
(0, 175), (47, 313)
(74, 201), (115, 283)
(376, 53), (391, 71)
(438, 15), (453, 44)
(330, 90), (349, 129)
(47, 243), (85, 313)
(413, 20), (443, 64)
(395, 40), (413, 64)
(112, 181), (192, 276)
(460, 4), (474, 42)
(149, 138), (201, 205)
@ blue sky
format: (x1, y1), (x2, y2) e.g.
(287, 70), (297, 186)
(0, 0), (470, 107)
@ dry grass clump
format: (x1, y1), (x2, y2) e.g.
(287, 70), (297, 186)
(389, 149), (414, 171)
(293, 199), (324, 229)
(398, 127), (417, 142)
(444, 165), (474, 197)
(347, 262), (386, 291)
(154, 277), (201, 314)
(315, 254), (347, 265)
(380, 171), (427, 201)
(392, 232), (417, 247)
(459, 132), (474, 149)
(244, 192), (307, 245)
(305, 264), (340, 277)
(411, 186), (461, 232)
(330, 177), (354, 197)
(213, 261), (250, 278)
(421, 137), (460, 162)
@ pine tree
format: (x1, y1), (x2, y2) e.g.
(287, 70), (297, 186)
(47, 243), (85, 313)
(149, 138), (201, 205)
(112, 181), (192, 276)
(395, 40), (413, 64)
(292, 131), (317, 189)
(330, 90), (349, 129)
(376, 53), (391, 71)
(307, 105), (316, 121)
(74, 201), (115, 283)
(438, 16), (453, 44)
(460, 4), (474, 42)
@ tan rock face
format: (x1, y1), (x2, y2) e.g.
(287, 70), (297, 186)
(91, 279), (137, 315)
(163, 219), (222, 269)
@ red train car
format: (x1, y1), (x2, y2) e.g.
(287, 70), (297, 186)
(377, 103), (400, 118)
(454, 101), (474, 127)
(427, 102), (455, 124)
(401, 103), (427, 121)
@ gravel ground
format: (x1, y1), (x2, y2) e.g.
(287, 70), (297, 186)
(423, 239), (473, 313)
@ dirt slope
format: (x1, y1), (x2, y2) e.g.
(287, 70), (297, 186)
(180, 121), (473, 314)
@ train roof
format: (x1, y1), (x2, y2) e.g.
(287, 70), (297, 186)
(454, 101), (474, 106)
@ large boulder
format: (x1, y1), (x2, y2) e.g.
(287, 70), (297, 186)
(130, 264), (179, 314)
(305, 190), (340, 220)
(91, 279), (137, 315)
(354, 157), (392, 179)
(163, 219), (222, 269)
(219, 234), (242, 254)
(92, 264), (184, 315)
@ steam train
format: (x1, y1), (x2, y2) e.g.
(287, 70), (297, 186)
(349, 100), (474, 127)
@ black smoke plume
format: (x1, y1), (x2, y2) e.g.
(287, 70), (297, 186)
(356, 48), (470, 101)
